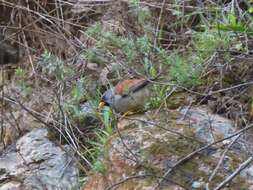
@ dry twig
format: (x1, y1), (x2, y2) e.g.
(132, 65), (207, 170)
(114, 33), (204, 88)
(214, 155), (253, 190)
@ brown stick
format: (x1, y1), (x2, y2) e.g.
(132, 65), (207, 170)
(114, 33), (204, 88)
(214, 155), (253, 190)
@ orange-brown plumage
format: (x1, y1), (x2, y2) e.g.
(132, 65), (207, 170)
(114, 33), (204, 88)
(114, 79), (147, 95)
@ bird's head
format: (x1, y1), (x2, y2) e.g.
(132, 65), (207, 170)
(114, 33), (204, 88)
(99, 89), (114, 109)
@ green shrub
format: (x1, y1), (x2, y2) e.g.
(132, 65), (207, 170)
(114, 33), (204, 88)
(194, 30), (232, 60)
(39, 50), (73, 80)
(169, 53), (201, 87)
(217, 13), (253, 35)
(82, 23), (155, 75)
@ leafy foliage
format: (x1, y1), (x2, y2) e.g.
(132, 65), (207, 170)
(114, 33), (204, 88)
(83, 23), (155, 75)
(39, 50), (73, 81)
(217, 13), (253, 35)
(194, 30), (232, 60)
(65, 79), (87, 120)
(161, 53), (202, 87)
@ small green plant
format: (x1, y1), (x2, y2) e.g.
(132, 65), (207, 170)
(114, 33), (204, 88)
(71, 82), (85, 103)
(193, 30), (232, 60)
(129, 0), (151, 25)
(136, 35), (154, 74)
(85, 22), (102, 37)
(64, 79), (104, 125)
(101, 107), (114, 134)
(170, 54), (201, 87)
(82, 48), (105, 64)
(147, 85), (169, 109)
(158, 50), (202, 87)
(88, 108), (113, 173)
(158, 48), (172, 65)
(217, 13), (253, 35)
(15, 67), (26, 77)
(83, 25), (156, 76)
(14, 67), (32, 97)
(129, 0), (139, 6)
(65, 79), (87, 120)
(39, 50), (73, 80)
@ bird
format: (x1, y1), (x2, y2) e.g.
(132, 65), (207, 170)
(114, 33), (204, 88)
(99, 79), (152, 113)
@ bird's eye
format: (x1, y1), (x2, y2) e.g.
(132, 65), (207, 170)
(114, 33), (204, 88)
(104, 101), (110, 106)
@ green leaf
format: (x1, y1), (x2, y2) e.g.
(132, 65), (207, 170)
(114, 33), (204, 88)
(228, 14), (237, 26)
(103, 107), (112, 128)
(248, 7), (253, 13)
(71, 86), (81, 100)
(15, 67), (26, 77)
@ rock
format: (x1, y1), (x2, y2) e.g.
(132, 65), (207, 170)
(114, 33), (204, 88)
(80, 101), (100, 125)
(178, 106), (236, 143)
(0, 181), (24, 190)
(191, 180), (203, 189)
(82, 108), (252, 190)
(0, 128), (79, 190)
(245, 165), (253, 179)
(0, 86), (51, 151)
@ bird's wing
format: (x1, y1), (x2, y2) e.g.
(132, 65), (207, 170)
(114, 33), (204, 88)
(114, 79), (150, 97)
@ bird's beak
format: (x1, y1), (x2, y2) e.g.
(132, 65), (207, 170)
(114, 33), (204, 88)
(99, 101), (106, 108)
